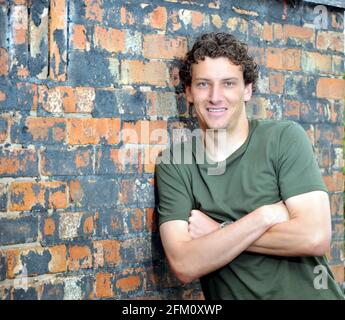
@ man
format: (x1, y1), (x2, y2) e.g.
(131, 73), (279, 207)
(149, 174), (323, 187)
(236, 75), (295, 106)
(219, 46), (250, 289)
(155, 32), (344, 299)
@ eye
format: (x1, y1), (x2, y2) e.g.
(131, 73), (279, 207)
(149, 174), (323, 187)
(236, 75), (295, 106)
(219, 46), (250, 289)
(196, 82), (208, 88)
(224, 81), (235, 87)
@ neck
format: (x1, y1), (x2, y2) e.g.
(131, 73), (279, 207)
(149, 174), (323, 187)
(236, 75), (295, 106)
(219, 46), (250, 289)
(203, 117), (249, 162)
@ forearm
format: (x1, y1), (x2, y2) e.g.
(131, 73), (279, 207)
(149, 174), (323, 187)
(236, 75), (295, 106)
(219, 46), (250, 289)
(172, 209), (275, 283)
(247, 218), (325, 256)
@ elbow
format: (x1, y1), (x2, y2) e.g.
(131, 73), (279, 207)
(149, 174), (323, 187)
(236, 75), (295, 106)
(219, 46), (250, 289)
(169, 259), (198, 284)
(307, 232), (331, 257)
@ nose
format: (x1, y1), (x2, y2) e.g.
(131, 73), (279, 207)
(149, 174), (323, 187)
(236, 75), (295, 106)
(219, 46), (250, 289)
(209, 84), (223, 105)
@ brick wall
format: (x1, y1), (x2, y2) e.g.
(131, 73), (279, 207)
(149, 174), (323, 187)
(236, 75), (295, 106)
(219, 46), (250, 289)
(0, 0), (344, 299)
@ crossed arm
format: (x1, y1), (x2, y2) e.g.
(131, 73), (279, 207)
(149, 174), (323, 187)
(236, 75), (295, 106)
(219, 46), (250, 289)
(159, 191), (331, 284)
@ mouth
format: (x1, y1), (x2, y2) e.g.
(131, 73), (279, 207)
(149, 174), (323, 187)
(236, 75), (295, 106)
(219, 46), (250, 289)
(206, 107), (228, 113)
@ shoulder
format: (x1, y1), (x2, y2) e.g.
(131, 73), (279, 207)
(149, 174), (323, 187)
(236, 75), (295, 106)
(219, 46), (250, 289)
(253, 119), (306, 141)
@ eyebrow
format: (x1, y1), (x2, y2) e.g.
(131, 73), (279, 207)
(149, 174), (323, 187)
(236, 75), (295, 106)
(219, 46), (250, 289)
(195, 77), (239, 81)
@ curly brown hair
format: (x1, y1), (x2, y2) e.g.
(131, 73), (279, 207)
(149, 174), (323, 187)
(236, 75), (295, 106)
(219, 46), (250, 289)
(179, 32), (259, 92)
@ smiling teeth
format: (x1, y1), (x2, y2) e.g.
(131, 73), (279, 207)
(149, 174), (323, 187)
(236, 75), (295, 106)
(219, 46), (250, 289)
(207, 108), (227, 112)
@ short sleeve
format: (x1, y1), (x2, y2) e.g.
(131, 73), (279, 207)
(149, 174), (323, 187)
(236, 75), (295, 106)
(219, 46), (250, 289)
(277, 122), (327, 201)
(155, 158), (194, 226)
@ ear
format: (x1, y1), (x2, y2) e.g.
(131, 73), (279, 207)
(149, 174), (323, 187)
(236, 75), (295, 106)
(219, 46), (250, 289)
(185, 86), (194, 103)
(244, 83), (253, 102)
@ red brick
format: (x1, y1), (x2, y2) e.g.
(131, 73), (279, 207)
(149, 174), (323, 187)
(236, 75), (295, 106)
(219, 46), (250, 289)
(283, 100), (300, 120)
(72, 24), (87, 50)
(143, 35), (187, 59)
(330, 264), (344, 284)
(11, 5), (28, 45)
(317, 31), (344, 53)
(0, 149), (37, 177)
(145, 208), (157, 233)
(93, 240), (121, 268)
(148, 7), (167, 30)
(44, 217), (56, 236)
(269, 73), (284, 93)
(83, 215), (94, 235)
(247, 47), (265, 66)
(68, 245), (92, 271)
(322, 171), (343, 192)
(116, 274), (141, 292)
(283, 25), (314, 43)
(67, 118), (121, 145)
(49, 0), (67, 81)
(48, 245), (67, 273)
(123, 120), (168, 145)
(94, 26), (125, 53)
(24, 117), (66, 143)
(69, 179), (84, 204)
(316, 78), (345, 100)
(121, 60), (168, 86)
(9, 181), (68, 211)
(85, 0), (103, 22)
(95, 273), (113, 298)
(120, 7), (135, 25)
(262, 22), (273, 41)
(0, 48), (8, 76)
(267, 48), (301, 71)
(302, 52), (332, 73)
(130, 208), (144, 231)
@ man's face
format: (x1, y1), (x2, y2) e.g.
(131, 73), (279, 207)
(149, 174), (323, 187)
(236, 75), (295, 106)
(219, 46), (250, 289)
(186, 57), (252, 131)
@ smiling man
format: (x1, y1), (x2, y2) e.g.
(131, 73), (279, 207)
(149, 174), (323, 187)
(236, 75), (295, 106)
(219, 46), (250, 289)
(155, 32), (344, 299)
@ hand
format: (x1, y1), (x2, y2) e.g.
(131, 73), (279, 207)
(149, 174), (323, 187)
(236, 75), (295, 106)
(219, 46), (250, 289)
(188, 209), (220, 239)
(258, 201), (290, 227)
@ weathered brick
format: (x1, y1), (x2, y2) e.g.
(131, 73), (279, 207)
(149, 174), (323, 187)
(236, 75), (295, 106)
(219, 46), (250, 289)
(71, 24), (88, 50)
(17, 82), (38, 112)
(59, 212), (83, 240)
(11, 5), (28, 45)
(330, 193), (344, 218)
(211, 14), (222, 29)
(246, 97), (269, 119)
(69, 177), (118, 209)
(144, 145), (166, 173)
(122, 120), (168, 145)
(93, 240), (121, 268)
(68, 245), (92, 271)
(40, 86), (95, 114)
(262, 22), (273, 41)
(283, 100), (300, 120)
(21, 247), (51, 276)
(145, 208), (158, 233)
(0, 182), (7, 211)
(127, 208), (145, 232)
(94, 26), (125, 53)
(121, 60), (168, 86)
(0, 215), (37, 245)
(120, 6), (135, 25)
(302, 52), (332, 74)
(227, 17), (248, 35)
(116, 89), (146, 119)
(323, 171), (343, 192)
(40, 146), (94, 176)
(146, 6), (167, 30)
(267, 48), (301, 71)
(269, 73), (284, 93)
(48, 244), (67, 273)
(12, 287), (38, 300)
(41, 282), (64, 300)
(95, 145), (141, 175)
(121, 238), (152, 264)
(49, 0), (67, 81)
(94, 208), (123, 238)
(329, 264), (344, 285)
(9, 181), (68, 211)
(116, 274), (142, 293)
(0, 148), (38, 177)
(147, 91), (178, 117)
(317, 31), (344, 53)
(118, 179), (137, 205)
(95, 273), (113, 298)
(316, 124), (343, 146)
(0, 114), (9, 143)
(67, 118), (120, 145)
(0, 252), (6, 281)
(0, 48), (8, 76)
(29, 0), (49, 79)
(11, 117), (66, 145)
(247, 47), (265, 66)
(284, 25), (314, 44)
(316, 78), (345, 100)
(93, 89), (119, 117)
(143, 35), (187, 59)
(85, 0), (103, 22)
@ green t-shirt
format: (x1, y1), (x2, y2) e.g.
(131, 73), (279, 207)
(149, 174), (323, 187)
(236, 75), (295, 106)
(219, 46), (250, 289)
(156, 119), (344, 300)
